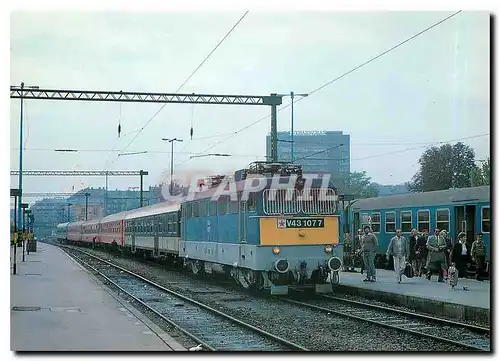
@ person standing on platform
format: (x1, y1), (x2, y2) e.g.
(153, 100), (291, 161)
(471, 232), (486, 281)
(451, 232), (470, 278)
(342, 232), (355, 272)
(414, 229), (428, 276)
(408, 228), (419, 274)
(386, 229), (409, 283)
(361, 226), (378, 283)
(440, 230), (453, 270)
(426, 228), (447, 282)
(354, 229), (364, 274)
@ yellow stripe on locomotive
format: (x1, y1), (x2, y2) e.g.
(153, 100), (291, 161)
(259, 215), (340, 245)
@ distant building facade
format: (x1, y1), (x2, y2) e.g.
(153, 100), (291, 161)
(22, 186), (164, 238)
(266, 130), (351, 192)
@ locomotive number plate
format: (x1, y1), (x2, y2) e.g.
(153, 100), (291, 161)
(277, 218), (325, 229)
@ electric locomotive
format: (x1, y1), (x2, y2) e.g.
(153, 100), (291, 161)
(181, 162), (343, 294)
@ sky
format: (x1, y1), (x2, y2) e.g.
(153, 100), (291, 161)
(9, 10), (490, 201)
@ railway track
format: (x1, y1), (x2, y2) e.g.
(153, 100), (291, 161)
(60, 245), (308, 352)
(282, 294), (490, 351)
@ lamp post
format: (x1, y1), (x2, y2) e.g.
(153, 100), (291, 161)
(139, 170), (148, 208)
(25, 209), (32, 255)
(162, 138), (183, 196)
(21, 203), (28, 261)
(10, 188), (20, 274)
(276, 91), (308, 162)
(84, 192), (90, 220)
(17, 82), (39, 236)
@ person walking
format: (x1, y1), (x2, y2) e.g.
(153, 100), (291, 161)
(414, 229), (428, 276)
(354, 229), (364, 274)
(426, 228), (447, 282)
(471, 232), (486, 281)
(451, 232), (470, 278)
(386, 229), (409, 283)
(361, 225), (378, 282)
(408, 229), (419, 275)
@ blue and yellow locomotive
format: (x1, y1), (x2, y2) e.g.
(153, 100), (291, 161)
(181, 162), (343, 294)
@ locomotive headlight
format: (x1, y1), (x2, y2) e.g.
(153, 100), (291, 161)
(324, 245), (333, 253)
(272, 246), (281, 255)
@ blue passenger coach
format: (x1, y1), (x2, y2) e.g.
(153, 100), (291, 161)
(348, 186), (490, 266)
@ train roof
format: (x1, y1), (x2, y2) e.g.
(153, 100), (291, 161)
(352, 186), (490, 211)
(66, 220), (86, 227)
(81, 218), (101, 226)
(186, 176), (337, 201)
(124, 201), (180, 220)
(100, 209), (130, 223)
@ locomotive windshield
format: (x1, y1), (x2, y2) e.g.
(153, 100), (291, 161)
(262, 187), (337, 215)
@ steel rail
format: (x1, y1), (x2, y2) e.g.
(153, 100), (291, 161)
(321, 294), (490, 334)
(61, 245), (309, 351)
(62, 246), (214, 351)
(281, 297), (489, 351)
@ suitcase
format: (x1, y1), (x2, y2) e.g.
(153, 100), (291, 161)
(404, 262), (414, 278)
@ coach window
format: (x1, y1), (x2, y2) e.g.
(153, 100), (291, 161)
(186, 203), (192, 218)
(400, 211), (412, 233)
(370, 213), (381, 233)
(482, 207), (490, 233)
(218, 196), (227, 215)
(360, 213), (369, 231)
(436, 209), (450, 232)
(417, 210), (430, 232)
(385, 212), (396, 233)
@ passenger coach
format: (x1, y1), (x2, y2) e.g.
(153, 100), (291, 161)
(348, 186), (491, 266)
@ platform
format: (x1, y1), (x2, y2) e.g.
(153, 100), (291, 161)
(337, 268), (490, 324)
(10, 243), (186, 351)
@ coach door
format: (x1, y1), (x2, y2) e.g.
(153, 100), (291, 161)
(131, 220), (136, 253)
(455, 205), (476, 244)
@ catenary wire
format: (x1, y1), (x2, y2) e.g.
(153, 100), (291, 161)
(118, 10), (250, 155)
(187, 10), (463, 162)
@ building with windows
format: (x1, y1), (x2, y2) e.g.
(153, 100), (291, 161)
(266, 130), (350, 192)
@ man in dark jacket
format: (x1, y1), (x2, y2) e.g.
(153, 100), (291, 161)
(408, 229), (419, 275)
(451, 232), (470, 278)
(471, 232), (487, 281)
(413, 229), (428, 276)
(361, 226), (378, 282)
(354, 229), (364, 274)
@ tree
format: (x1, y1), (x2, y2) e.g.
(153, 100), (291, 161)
(347, 171), (379, 198)
(481, 157), (490, 185)
(408, 142), (478, 192)
(470, 157), (490, 186)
